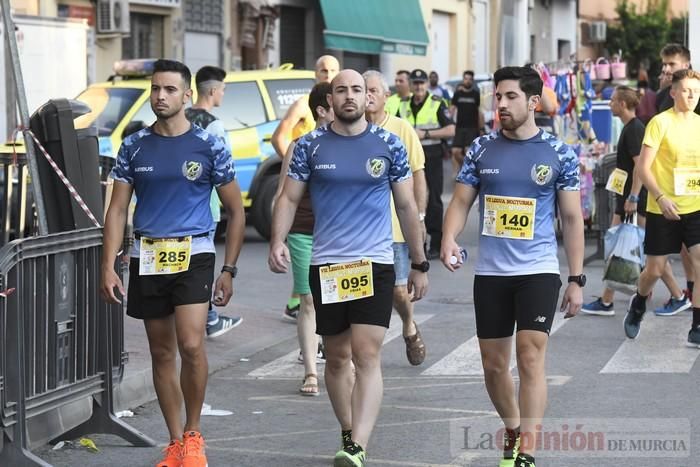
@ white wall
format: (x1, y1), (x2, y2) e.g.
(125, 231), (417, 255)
(15, 16), (88, 114)
(691, 0), (700, 67)
(500, 0), (529, 66)
(550, 0), (576, 61)
(529, 0), (576, 64)
(472, 0), (489, 74)
(431, 11), (451, 80)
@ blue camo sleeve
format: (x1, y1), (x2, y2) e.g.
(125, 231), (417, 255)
(210, 135), (236, 186)
(388, 133), (411, 183)
(456, 137), (481, 188)
(110, 141), (133, 184)
(556, 146), (580, 191)
(288, 136), (311, 182)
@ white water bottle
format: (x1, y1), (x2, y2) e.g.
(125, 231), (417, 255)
(450, 247), (468, 265)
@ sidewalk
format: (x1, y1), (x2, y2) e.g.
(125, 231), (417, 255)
(113, 301), (299, 411)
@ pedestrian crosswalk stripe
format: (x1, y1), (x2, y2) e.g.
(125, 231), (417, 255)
(421, 312), (569, 376)
(247, 313), (434, 378)
(600, 313), (699, 374)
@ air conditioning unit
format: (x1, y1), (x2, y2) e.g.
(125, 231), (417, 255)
(589, 21), (607, 43)
(96, 0), (130, 35)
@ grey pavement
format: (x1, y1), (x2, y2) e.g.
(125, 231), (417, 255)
(36, 166), (700, 467)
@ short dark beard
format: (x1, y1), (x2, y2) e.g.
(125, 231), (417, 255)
(335, 108), (364, 123)
(152, 105), (181, 120)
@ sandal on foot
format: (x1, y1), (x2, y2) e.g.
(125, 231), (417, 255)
(300, 373), (320, 396)
(404, 321), (426, 366)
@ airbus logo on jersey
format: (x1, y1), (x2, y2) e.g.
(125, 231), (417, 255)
(480, 168), (500, 175)
(314, 163), (336, 170)
(135, 166), (154, 173)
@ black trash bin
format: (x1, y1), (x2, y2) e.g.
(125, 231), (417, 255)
(29, 99), (102, 233)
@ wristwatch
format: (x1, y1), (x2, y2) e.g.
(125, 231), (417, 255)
(567, 274), (586, 287)
(221, 265), (238, 278)
(627, 194), (640, 203)
(411, 261), (430, 273)
(424, 129), (430, 139)
(418, 212), (426, 222)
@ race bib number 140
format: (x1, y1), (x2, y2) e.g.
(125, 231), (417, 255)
(482, 195), (536, 240)
(319, 259), (374, 304)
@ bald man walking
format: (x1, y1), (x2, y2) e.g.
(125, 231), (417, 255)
(269, 70), (429, 467)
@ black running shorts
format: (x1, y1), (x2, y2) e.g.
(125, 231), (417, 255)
(473, 273), (562, 339)
(644, 210), (700, 256)
(452, 127), (479, 150)
(310, 262), (395, 336)
(127, 253), (215, 320)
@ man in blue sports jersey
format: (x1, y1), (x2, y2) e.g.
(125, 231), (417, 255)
(100, 59), (245, 467)
(269, 69), (428, 467)
(442, 66), (584, 467)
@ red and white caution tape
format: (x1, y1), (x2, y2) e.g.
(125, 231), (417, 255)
(22, 128), (102, 228)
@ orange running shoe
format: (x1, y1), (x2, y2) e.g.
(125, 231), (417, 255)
(156, 440), (182, 467)
(182, 431), (208, 467)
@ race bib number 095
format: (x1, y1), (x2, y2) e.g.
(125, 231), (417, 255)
(139, 236), (192, 275)
(674, 168), (700, 196)
(482, 195), (536, 240)
(319, 259), (374, 304)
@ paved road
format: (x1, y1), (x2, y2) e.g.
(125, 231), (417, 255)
(37, 180), (700, 467)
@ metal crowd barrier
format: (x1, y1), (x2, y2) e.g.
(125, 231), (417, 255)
(0, 150), (34, 244)
(583, 152), (617, 265)
(0, 152), (115, 246)
(0, 227), (154, 466)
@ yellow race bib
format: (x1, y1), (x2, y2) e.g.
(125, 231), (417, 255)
(319, 259), (374, 304)
(482, 195), (536, 240)
(606, 168), (628, 196)
(673, 168), (700, 196)
(139, 236), (192, 275)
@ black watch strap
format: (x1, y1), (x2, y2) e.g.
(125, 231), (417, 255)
(221, 265), (238, 278)
(411, 261), (430, 273)
(567, 274), (586, 287)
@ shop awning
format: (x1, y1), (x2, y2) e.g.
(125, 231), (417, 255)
(319, 0), (429, 56)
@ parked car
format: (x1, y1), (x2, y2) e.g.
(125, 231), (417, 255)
(0, 60), (315, 239)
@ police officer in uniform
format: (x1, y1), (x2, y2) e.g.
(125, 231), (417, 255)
(398, 69), (455, 259)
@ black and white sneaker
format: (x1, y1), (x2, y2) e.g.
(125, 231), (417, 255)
(283, 303), (299, 322)
(297, 342), (327, 364)
(623, 294), (646, 339)
(206, 315), (243, 338)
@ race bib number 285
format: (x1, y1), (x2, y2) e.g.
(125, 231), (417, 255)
(139, 236), (192, 275)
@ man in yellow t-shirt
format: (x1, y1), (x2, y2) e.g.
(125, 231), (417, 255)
(364, 70), (429, 365)
(271, 55), (340, 159)
(625, 69), (700, 347)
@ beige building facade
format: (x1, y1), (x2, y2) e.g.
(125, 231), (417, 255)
(578, 0), (689, 60)
(383, 0), (473, 82)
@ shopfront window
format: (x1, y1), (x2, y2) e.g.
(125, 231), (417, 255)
(122, 13), (164, 59)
